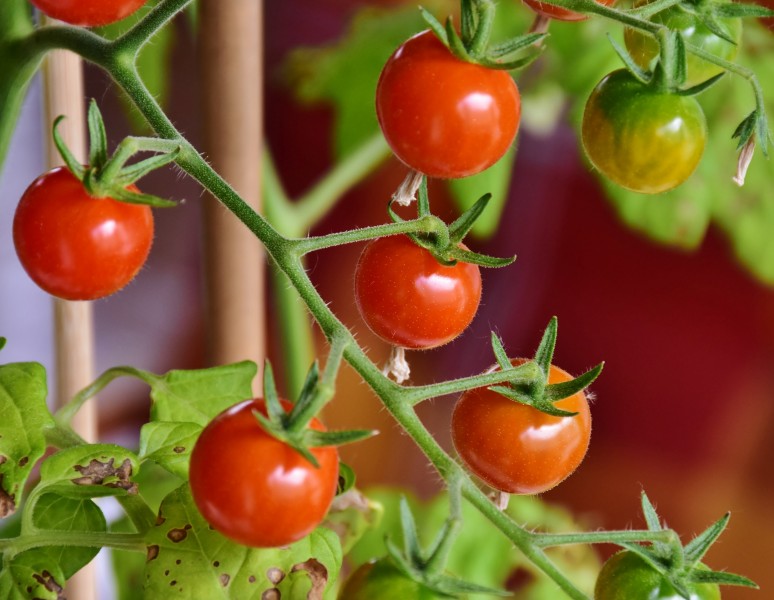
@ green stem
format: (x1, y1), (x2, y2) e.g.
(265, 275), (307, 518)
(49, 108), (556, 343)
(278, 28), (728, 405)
(112, 0), (193, 57)
(533, 529), (680, 548)
(0, 530), (146, 556)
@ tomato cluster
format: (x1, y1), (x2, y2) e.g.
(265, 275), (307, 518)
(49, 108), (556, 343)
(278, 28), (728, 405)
(29, 0), (148, 26)
(13, 167), (154, 301)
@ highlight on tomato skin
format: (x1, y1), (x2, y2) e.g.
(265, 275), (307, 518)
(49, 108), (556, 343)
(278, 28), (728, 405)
(12, 166), (154, 301)
(451, 361), (591, 495)
(29, 0), (148, 27)
(375, 30), (521, 179)
(521, 0), (617, 22)
(188, 398), (340, 548)
(353, 235), (482, 350)
(581, 69), (707, 194)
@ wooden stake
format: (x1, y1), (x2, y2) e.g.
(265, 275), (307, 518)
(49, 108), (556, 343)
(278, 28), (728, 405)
(41, 35), (97, 600)
(200, 0), (265, 390)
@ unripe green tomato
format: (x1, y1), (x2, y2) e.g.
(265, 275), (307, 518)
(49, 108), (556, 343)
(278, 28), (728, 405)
(595, 551), (721, 600)
(623, 1), (742, 88)
(581, 69), (707, 194)
(339, 559), (450, 599)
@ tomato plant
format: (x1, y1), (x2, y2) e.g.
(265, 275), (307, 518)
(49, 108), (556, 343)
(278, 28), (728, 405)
(581, 69), (707, 194)
(188, 398), (340, 548)
(375, 30), (521, 179)
(339, 558), (447, 599)
(354, 235), (482, 349)
(451, 361), (591, 495)
(624, 1), (742, 88)
(28, 0), (148, 26)
(13, 166), (154, 301)
(594, 551), (721, 600)
(521, 0), (617, 22)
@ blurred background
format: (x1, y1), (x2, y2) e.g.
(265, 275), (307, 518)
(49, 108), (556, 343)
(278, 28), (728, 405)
(1, 0), (773, 597)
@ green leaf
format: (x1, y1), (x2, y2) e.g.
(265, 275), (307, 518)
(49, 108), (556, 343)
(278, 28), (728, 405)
(139, 422), (202, 479)
(0, 0), (40, 175)
(26, 493), (107, 579)
(0, 552), (66, 600)
(148, 361), (257, 426)
(37, 444), (141, 499)
(322, 489), (382, 554)
(0, 361), (52, 518)
(142, 485), (343, 599)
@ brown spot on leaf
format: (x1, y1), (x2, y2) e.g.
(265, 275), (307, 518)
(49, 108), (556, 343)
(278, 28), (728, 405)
(291, 559), (328, 600)
(505, 567), (536, 591)
(213, 561), (220, 568)
(266, 567), (285, 585)
(167, 524), (191, 543)
(262, 590), (280, 600)
(173, 446), (185, 454)
(18, 456), (29, 467)
(170, 580), (177, 586)
(0, 474), (16, 518)
(146, 545), (160, 562)
(155, 514), (166, 526)
(32, 571), (64, 598)
(248, 575), (256, 584)
(72, 458), (138, 494)
(220, 574), (230, 587)
(176, 559), (182, 565)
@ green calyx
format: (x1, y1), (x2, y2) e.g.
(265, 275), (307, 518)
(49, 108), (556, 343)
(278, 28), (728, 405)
(420, 0), (545, 69)
(488, 317), (603, 417)
(389, 176), (515, 268)
(53, 99), (179, 207)
(253, 361), (376, 469)
(617, 492), (758, 598)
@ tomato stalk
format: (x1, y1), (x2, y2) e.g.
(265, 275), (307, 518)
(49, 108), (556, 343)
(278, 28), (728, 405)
(0, 530), (147, 556)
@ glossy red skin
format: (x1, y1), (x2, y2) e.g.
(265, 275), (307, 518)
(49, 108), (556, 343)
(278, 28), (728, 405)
(29, 0), (147, 26)
(376, 30), (521, 179)
(451, 361), (591, 494)
(522, 0), (616, 22)
(13, 167), (153, 301)
(188, 398), (339, 548)
(354, 235), (482, 349)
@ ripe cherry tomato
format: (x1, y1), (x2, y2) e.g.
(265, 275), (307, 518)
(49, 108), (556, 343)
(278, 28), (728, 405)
(595, 551), (720, 600)
(376, 30), (521, 179)
(340, 559), (446, 599)
(581, 69), (707, 194)
(521, 0), (616, 23)
(451, 361), (591, 495)
(13, 167), (153, 301)
(188, 398), (339, 548)
(29, 0), (147, 26)
(624, 2), (741, 88)
(354, 235), (482, 349)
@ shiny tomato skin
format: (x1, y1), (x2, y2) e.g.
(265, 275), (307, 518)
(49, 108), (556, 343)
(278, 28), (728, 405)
(340, 559), (447, 599)
(29, 0), (147, 26)
(595, 551), (721, 600)
(521, 0), (616, 22)
(451, 361), (591, 495)
(354, 235), (482, 350)
(376, 30), (521, 179)
(581, 69), (707, 194)
(188, 398), (339, 548)
(624, 2), (742, 88)
(13, 167), (153, 301)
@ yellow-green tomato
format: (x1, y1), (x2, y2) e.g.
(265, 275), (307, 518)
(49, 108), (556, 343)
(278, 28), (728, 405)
(595, 551), (721, 600)
(624, 1), (742, 88)
(339, 559), (449, 599)
(581, 69), (707, 194)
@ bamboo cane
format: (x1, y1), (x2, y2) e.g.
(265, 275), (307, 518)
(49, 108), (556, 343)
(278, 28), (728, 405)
(199, 0), (265, 392)
(41, 31), (97, 600)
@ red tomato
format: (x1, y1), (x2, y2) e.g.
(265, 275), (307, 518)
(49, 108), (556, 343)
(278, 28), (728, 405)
(521, 0), (616, 22)
(451, 361), (591, 494)
(13, 167), (153, 301)
(376, 30), (521, 179)
(354, 235), (482, 349)
(29, 0), (147, 26)
(188, 398), (340, 548)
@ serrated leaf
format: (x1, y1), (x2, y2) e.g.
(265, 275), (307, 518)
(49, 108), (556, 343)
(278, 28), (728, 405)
(139, 421), (202, 479)
(0, 361), (52, 518)
(149, 361), (257, 426)
(142, 485), (343, 599)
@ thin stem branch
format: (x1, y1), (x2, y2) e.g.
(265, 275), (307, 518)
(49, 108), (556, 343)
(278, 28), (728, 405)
(0, 531), (146, 556)
(533, 528), (680, 548)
